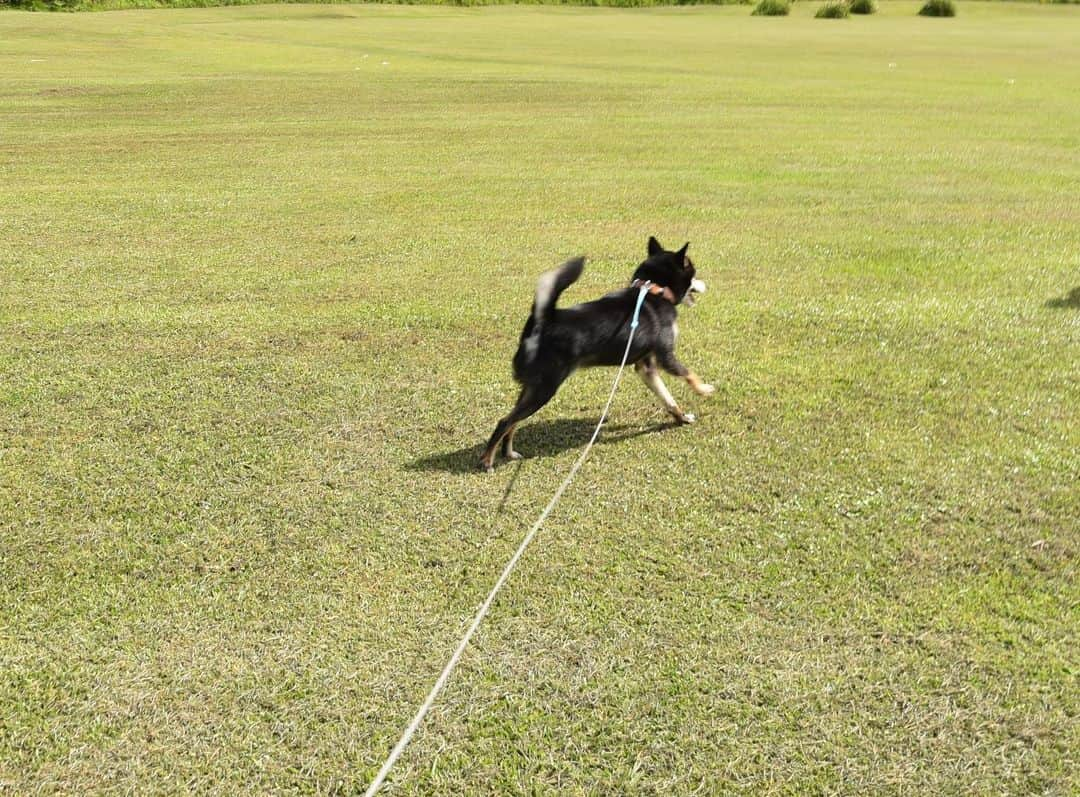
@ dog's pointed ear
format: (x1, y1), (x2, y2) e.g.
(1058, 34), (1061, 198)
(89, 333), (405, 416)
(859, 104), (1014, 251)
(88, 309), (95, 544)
(676, 242), (690, 263)
(647, 236), (664, 257)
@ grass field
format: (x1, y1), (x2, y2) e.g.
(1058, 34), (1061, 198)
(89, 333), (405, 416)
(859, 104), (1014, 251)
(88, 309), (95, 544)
(2, 3), (1078, 793)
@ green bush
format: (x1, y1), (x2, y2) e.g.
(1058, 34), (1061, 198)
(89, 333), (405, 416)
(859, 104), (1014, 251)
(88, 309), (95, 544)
(918, 0), (956, 15)
(752, 0), (790, 15)
(848, 0), (876, 13)
(0, 0), (82, 8)
(815, 1), (849, 17)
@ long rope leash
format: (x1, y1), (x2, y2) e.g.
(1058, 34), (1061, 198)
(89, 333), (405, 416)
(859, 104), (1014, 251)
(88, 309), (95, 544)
(362, 283), (652, 797)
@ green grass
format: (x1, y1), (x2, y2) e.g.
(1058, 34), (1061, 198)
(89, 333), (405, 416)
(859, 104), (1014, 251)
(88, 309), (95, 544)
(849, 0), (877, 13)
(5, 0), (1080, 10)
(3, 0), (751, 11)
(2, 3), (1078, 794)
(6, 0), (1080, 9)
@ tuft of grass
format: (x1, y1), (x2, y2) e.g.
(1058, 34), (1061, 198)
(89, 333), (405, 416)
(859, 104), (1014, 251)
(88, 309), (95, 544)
(815, 0), (849, 16)
(919, 0), (957, 14)
(848, 0), (876, 13)
(751, 0), (790, 14)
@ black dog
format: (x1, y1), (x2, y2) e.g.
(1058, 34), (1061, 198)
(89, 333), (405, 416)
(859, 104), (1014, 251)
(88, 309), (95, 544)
(479, 236), (712, 471)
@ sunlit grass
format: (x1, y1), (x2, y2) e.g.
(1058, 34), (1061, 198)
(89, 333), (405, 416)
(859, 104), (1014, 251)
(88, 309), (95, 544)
(1, 3), (1078, 793)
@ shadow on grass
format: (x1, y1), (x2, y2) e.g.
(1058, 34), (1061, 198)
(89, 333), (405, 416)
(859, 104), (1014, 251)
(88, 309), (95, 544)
(1045, 287), (1080, 309)
(406, 418), (680, 474)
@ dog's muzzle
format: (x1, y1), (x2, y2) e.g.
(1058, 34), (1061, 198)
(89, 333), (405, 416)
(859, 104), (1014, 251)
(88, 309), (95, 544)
(684, 278), (706, 307)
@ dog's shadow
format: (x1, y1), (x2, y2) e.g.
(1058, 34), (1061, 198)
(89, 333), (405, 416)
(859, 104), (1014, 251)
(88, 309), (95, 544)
(1045, 287), (1080, 309)
(406, 418), (679, 474)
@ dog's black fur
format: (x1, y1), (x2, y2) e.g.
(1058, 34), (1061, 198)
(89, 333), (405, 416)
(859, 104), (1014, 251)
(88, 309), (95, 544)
(480, 236), (713, 471)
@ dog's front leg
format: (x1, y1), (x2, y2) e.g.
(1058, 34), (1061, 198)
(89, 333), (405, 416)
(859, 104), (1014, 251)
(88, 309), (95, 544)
(657, 349), (715, 397)
(636, 358), (696, 424)
(685, 372), (716, 396)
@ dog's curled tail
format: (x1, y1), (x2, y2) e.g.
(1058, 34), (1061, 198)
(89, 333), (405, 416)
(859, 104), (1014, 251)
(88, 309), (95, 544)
(513, 256), (585, 379)
(532, 256), (585, 325)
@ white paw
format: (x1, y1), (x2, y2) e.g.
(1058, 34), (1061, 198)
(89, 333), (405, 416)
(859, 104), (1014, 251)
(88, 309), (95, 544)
(698, 383), (716, 397)
(681, 412), (696, 425)
(505, 450), (523, 461)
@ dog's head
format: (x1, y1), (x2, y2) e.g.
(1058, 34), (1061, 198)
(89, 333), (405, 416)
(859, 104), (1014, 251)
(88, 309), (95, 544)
(631, 236), (706, 306)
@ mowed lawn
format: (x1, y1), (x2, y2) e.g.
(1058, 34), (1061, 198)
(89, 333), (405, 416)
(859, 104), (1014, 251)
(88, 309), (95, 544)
(1, 2), (1078, 793)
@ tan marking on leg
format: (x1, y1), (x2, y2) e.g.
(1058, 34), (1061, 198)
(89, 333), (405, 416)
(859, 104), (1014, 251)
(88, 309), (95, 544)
(686, 372), (715, 397)
(503, 423), (522, 460)
(638, 360), (694, 423)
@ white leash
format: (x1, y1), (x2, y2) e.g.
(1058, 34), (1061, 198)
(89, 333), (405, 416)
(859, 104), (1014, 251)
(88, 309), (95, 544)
(363, 283), (652, 796)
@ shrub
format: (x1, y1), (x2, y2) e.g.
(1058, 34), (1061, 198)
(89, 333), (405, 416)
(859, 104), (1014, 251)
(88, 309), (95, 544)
(1, 0), (83, 7)
(816, 1), (849, 17)
(848, 0), (876, 14)
(752, 0), (790, 15)
(918, 0), (956, 15)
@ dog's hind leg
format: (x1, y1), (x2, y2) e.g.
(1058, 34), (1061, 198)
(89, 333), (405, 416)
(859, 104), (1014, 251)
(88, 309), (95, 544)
(480, 414), (515, 472)
(479, 380), (561, 471)
(500, 424), (522, 461)
(636, 357), (696, 424)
